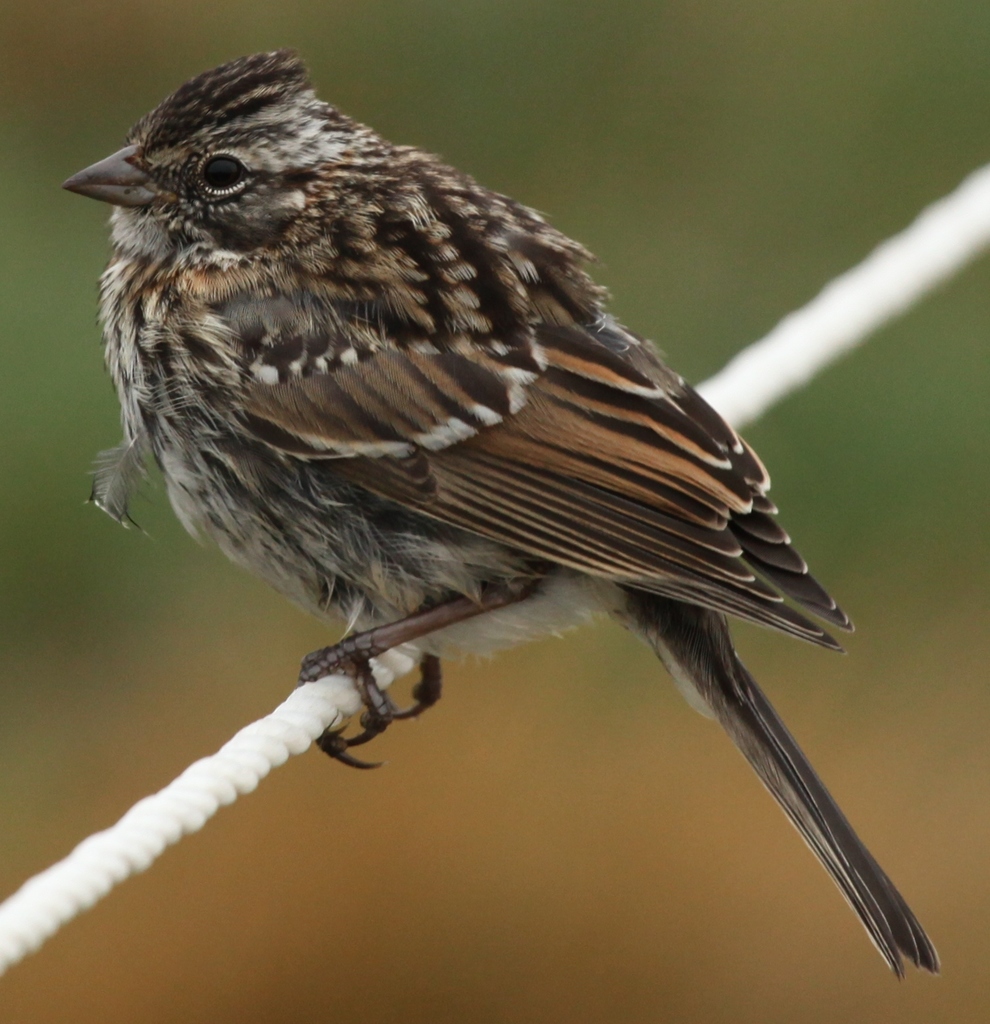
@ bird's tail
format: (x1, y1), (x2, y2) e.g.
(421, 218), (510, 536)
(622, 590), (939, 976)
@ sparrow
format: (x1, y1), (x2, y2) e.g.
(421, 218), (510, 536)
(63, 49), (937, 975)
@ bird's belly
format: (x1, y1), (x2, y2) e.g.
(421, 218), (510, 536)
(154, 437), (539, 636)
(157, 443), (341, 619)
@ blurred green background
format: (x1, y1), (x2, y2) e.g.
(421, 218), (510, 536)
(1, 1), (989, 1020)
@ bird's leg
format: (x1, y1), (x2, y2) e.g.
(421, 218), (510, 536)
(297, 579), (536, 685)
(300, 579), (537, 768)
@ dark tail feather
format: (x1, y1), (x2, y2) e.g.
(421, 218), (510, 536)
(624, 591), (939, 976)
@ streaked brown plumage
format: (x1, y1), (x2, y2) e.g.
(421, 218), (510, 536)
(64, 49), (937, 975)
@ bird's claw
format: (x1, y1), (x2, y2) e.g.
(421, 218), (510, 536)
(315, 728), (385, 769)
(392, 654), (443, 719)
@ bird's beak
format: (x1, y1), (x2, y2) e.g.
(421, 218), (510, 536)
(62, 144), (157, 207)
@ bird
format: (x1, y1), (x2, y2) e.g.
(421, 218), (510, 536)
(63, 49), (938, 975)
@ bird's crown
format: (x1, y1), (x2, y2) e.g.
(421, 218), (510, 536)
(129, 50), (316, 154)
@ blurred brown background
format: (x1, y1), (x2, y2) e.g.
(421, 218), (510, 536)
(1, 1), (989, 1021)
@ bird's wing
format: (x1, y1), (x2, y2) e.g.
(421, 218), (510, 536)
(241, 317), (851, 647)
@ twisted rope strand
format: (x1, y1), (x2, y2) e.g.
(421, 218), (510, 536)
(0, 649), (416, 973)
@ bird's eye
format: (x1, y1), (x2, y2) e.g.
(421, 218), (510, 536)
(201, 156), (245, 193)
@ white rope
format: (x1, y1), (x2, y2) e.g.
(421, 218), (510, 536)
(698, 161), (990, 428)
(0, 648), (416, 975)
(3, 160), (990, 978)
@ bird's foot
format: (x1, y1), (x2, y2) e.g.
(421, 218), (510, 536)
(302, 652), (442, 769)
(297, 580), (536, 768)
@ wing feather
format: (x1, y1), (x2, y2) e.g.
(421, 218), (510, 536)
(239, 315), (851, 642)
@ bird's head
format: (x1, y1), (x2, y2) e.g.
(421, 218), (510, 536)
(63, 50), (376, 260)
